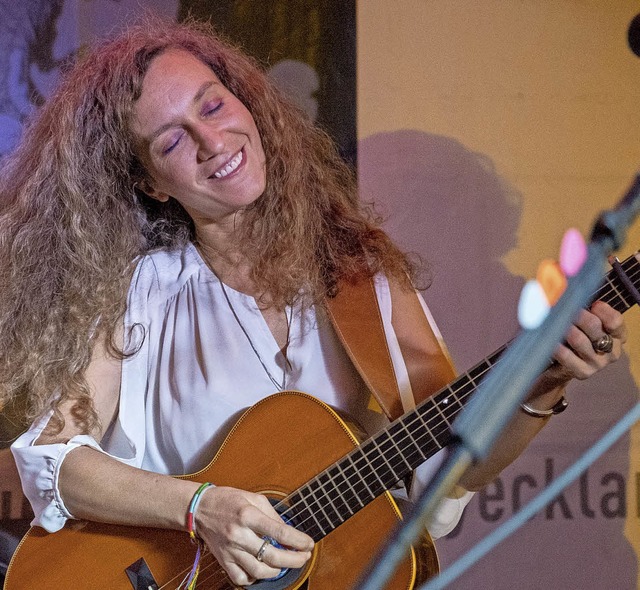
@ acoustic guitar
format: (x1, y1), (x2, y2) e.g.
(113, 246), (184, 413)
(5, 253), (640, 590)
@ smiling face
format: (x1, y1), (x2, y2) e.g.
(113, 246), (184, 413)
(131, 49), (267, 228)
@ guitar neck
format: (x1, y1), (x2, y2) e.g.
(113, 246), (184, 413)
(278, 253), (640, 542)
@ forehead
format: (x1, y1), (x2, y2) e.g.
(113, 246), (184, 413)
(140, 48), (222, 101)
(132, 49), (223, 136)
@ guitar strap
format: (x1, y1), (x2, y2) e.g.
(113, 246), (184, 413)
(325, 276), (404, 421)
(324, 275), (455, 422)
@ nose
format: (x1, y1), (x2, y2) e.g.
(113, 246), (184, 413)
(193, 122), (224, 162)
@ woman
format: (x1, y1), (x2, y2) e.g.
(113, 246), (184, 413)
(1, 18), (625, 587)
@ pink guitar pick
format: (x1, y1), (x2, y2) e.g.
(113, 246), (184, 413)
(559, 228), (587, 277)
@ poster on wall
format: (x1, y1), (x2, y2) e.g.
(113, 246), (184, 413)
(0, 0), (179, 157)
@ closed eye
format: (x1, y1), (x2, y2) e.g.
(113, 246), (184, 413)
(162, 133), (183, 155)
(159, 100), (223, 155)
(202, 101), (223, 117)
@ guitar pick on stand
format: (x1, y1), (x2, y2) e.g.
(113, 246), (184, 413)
(517, 228), (586, 330)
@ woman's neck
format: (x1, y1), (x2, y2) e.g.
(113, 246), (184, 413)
(195, 222), (264, 301)
(195, 228), (289, 344)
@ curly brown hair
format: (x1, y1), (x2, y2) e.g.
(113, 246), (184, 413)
(0, 17), (419, 434)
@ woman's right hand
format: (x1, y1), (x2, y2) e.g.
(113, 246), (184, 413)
(195, 486), (314, 587)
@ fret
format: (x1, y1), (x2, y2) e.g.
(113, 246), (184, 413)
(451, 379), (476, 403)
(430, 392), (452, 429)
(437, 388), (465, 414)
(606, 276), (631, 310)
(359, 439), (399, 487)
(467, 362), (490, 382)
(375, 431), (412, 479)
(334, 460), (365, 509)
(438, 392), (463, 425)
(388, 421), (426, 473)
(597, 257), (640, 312)
(421, 415), (451, 453)
(385, 423), (415, 471)
(411, 412), (444, 467)
(351, 449), (387, 496)
(343, 453), (376, 504)
(396, 418), (427, 459)
(415, 404), (452, 454)
(285, 491), (324, 539)
(367, 431), (412, 484)
(623, 264), (640, 305)
(313, 472), (346, 527)
(414, 402), (443, 449)
(325, 465), (356, 517)
(620, 257), (640, 304)
(401, 416), (428, 462)
(420, 412), (450, 447)
(298, 483), (331, 535)
(593, 276), (618, 308)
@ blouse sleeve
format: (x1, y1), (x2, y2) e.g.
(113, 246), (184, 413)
(10, 417), (139, 533)
(375, 274), (474, 539)
(409, 448), (475, 539)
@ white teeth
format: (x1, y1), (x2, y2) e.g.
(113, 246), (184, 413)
(214, 151), (243, 178)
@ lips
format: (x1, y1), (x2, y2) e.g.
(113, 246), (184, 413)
(212, 150), (243, 179)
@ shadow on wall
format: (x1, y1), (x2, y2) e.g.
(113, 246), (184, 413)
(359, 129), (522, 370)
(359, 129), (639, 589)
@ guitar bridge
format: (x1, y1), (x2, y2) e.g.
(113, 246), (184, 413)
(125, 557), (159, 590)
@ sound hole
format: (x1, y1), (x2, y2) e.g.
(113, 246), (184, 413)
(246, 497), (308, 590)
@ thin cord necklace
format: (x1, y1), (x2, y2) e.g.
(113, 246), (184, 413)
(215, 271), (293, 392)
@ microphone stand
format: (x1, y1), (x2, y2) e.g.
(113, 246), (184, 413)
(355, 174), (640, 590)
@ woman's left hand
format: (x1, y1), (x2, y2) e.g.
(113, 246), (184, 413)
(550, 300), (627, 381)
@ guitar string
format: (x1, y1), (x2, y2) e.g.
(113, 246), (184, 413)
(270, 259), (640, 537)
(313, 254), (639, 529)
(275, 358), (491, 538)
(593, 261), (634, 310)
(155, 258), (640, 585)
(274, 349), (491, 535)
(159, 550), (228, 590)
(159, 342), (500, 580)
(159, 366), (493, 577)
(223, 259), (640, 569)
(181, 554), (227, 590)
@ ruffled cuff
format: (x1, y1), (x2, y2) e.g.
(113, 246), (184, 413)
(410, 449), (475, 539)
(12, 428), (106, 533)
(427, 489), (475, 539)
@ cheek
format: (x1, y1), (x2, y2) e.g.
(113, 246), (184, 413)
(152, 158), (191, 189)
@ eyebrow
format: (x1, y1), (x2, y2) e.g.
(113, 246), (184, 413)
(146, 80), (215, 143)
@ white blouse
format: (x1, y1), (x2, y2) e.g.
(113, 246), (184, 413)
(12, 242), (472, 538)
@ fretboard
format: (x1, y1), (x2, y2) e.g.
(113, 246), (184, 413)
(277, 253), (640, 542)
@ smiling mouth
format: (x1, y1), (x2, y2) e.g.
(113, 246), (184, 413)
(213, 150), (243, 179)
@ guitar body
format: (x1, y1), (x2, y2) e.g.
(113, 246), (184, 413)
(5, 392), (438, 589)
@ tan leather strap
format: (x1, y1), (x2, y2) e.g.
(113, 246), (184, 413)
(324, 276), (404, 421)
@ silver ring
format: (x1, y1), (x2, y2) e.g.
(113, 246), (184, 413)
(592, 333), (614, 354)
(256, 539), (269, 562)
